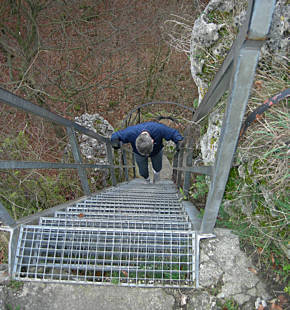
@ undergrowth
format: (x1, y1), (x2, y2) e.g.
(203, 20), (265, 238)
(185, 1), (290, 293)
(222, 55), (290, 290)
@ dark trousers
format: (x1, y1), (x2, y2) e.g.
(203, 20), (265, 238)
(134, 150), (163, 179)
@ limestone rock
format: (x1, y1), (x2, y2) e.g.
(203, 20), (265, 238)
(199, 229), (272, 306)
(74, 113), (114, 163)
(191, 17), (224, 49)
(190, 0), (287, 166)
(187, 291), (218, 310)
(262, 0), (289, 61)
(204, 0), (235, 13)
(200, 111), (223, 165)
(190, 0), (245, 104)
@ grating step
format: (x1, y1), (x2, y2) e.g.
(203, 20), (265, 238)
(40, 217), (191, 231)
(72, 201), (182, 209)
(13, 225), (195, 287)
(67, 205), (184, 214)
(55, 209), (188, 222)
(101, 186), (178, 195)
(80, 197), (180, 203)
(55, 211), (188, 222)
(94, 192), (179, 199)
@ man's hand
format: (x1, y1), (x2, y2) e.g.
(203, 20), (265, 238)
(175, 141), (180, 152)
(111, 138), (120, 149)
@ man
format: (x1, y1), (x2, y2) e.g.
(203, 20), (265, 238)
(111, 122), (183, 183)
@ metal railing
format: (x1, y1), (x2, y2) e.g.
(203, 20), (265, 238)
(173, 0), (276, 234)
(0, 87), (135, 228)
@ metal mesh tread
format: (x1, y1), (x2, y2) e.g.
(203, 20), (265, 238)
(55, 211), (188, 223)
(13, 179), (197, 288)
(13, 225), (195, 287)
(67, 205), (184, 214)
(71, 201), (182, 208)
(39, 217), (191, 231)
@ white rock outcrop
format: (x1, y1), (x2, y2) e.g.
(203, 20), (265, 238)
(74, 113), (114, 163)
(190, 0), (287, 165)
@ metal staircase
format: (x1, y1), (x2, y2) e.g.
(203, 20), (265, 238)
(0, 0), (275, 290)
(12, 179), (197, 288)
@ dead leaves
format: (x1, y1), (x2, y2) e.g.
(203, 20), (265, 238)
(257, 295), (289, 310)
(270, 304), (283, 310)
(276, 295), (288, 308)
(121, 270), (128, 277)
(254, 80), (264, 90)
(248, 266), (258, 274)
(271, 253), (276, 269)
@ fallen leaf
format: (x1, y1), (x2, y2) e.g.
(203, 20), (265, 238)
(254, 80), (263, 90)
(271, 253), (276, 269)
(256, 114), (264, 121)
(257, 247), (263, 254)
(78, 213), (84, 218)
(277, 294), (288, 306)
(248, 267), (258, 274)
(122, 270), (128, 277)
(270, 304), (283, 310)
(271, 253), (275, 264)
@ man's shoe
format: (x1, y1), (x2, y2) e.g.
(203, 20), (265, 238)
(144, 177), (150, 184)
(153, 171), (160, 184)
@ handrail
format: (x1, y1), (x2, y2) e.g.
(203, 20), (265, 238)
(0, 160), (114, 170)
(0, 87), (108, 143)
(0, 87), (132, 227)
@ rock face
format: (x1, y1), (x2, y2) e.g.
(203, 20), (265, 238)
(198, 229), (271, 308)
(63, 113), (115, 187)
(200, 111), (223, 165)
(190, 0), (246, 105)
(190, 0), (247, 165)
(74, 113), (114, 163)
(263, 0), (289, 61)
(190, 0), (288, 165)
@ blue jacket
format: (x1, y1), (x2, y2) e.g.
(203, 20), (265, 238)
(111, 122), (183, 157)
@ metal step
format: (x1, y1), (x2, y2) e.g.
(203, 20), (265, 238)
(12, 179), (197, 288)
(55, 211), (188, 222)
(39, 217), (191, 231)
(13, 226), (196, 287)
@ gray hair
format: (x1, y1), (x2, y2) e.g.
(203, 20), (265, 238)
(136, 132), (153, 156)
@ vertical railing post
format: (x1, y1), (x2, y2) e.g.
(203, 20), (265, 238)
(10, 227), (20, 276)
(172, 152), (178, 182)
(66, 126), (91, 196)
(118, 152), (123, 181)
(137, 108), (141, 124)
(106, 141), (117, 186)
(183, 145), (193, 197)
(183, 124), (200, 196)
(132, 152), (136, 178)
(121, 146), (129, 181)
(0, 202), (16, 227)
(176, 145), (184, 188)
